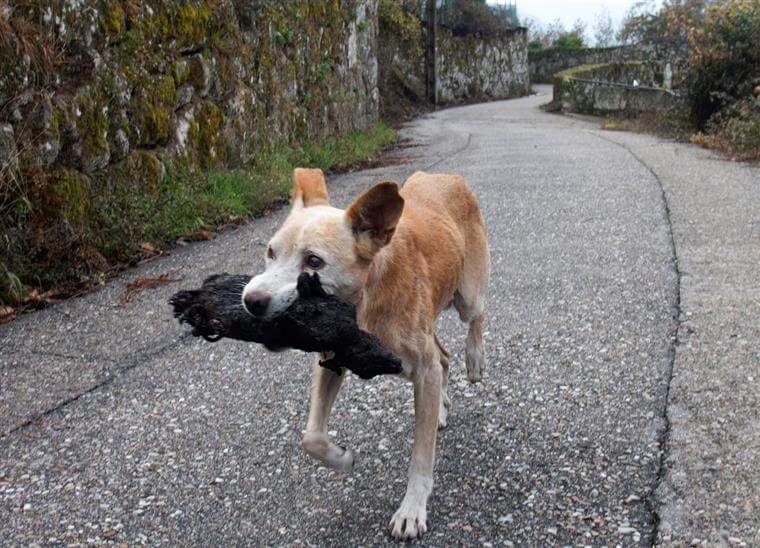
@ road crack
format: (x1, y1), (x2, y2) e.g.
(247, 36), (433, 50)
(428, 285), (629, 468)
(590, 131), (683, 546)
(425, 132), (473, 170)
(3, 334), (191, 438)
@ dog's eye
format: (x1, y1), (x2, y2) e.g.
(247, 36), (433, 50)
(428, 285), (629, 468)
(266, 246), (275, 260)
(305, 254), (324, 269)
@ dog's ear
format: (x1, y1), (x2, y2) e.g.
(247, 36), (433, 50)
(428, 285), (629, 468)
(291, 168), (329, 208)
(346, 181), (404, 259)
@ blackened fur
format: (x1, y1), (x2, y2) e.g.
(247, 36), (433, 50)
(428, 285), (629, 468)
(169, 272), (402, 379)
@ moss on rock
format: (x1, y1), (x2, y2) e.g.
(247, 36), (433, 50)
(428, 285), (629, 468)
(175, 2), (212, 49)
(51, 168), (92, 227)
(188, 101), (225, 169)
(110, 150), (165, 196)
(79, 94), (111, 172)
(3, 0), (384, 303)
(99, 0), (125, 40)
(129, 75), (176, 146)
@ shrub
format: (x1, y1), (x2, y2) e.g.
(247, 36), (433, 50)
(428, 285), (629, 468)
(555, 33), (585, 48)
(618, 0), (760, 159)
(439, 0), (512, 38)
(379, 0), (422, 43)
(686, 0), (760, 127)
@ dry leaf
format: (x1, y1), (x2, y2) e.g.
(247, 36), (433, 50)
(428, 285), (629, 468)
(140, 242), (159, 254)
(23, 289), (40, 303)
(120, 271), (181, 306)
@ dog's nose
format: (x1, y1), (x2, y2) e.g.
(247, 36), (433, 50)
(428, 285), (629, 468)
(243, 290), (270, 316)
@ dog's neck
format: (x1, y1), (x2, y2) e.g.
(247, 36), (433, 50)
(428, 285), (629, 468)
(353, 235), (411, 335)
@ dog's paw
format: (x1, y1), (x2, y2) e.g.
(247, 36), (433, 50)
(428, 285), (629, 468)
(302, 434), (356, 473)
(465, 349), (485, 383)
(330, 446), (355, 473)
(389, 501), (428, 540)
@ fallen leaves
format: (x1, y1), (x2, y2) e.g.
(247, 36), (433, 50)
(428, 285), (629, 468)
(0, 288), (48, 324)
(140, 242), (161, 255)
(0, 305), (15, 324)
(120, 271), (181, 306)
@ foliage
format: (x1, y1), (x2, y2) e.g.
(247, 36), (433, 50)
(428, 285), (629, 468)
(439, 0), (514, 38)
(0, 123), (397, 306)
(379, 0), (422, 43)
(686, 0), (760, 157)
(686, 0), (760, 125)
(617, 0), (710, 55)
(616, 0), (760, 159)
(524, 17), (587, 49)
(555, 33), (585, 48)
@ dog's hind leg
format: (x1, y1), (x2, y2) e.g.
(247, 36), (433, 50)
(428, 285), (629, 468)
(434, 334), (450, 429)
(301, 358), (354, 472)
(454, 223), (489, 383)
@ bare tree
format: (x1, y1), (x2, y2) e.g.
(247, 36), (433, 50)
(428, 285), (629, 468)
(522, 15), (544, 48)
(593, 8), (616, 47)
(570, 18), (587, 40)
(545, 18), (566, 45)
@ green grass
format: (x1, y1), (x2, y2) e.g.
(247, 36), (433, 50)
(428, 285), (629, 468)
(0, 122), (397, 306)
(143, 122), (397, 243)
(140, 123), (396, 242)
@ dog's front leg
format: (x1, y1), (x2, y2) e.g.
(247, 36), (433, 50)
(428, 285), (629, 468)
(301, 358), (354, 472)
(389, 363), (442, 540)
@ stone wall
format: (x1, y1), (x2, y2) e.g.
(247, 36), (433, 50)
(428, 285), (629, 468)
(0, 0), (383, 302)
(529, 45), (649, 84)
(551, 61), (681, 115)
(0, 0), (378, 185)
(378, 22), (529, 114)
(437, 28), (530, 104)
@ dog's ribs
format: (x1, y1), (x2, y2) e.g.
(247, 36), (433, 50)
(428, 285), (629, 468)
(169, 272), (402, 379)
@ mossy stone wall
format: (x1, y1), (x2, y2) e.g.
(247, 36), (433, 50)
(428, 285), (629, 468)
(1, 1), (378, 175)
(378, 22), (529, 109)
(0, 0), (378, 298)
(437, 28), (530, 104)
(551, 61), (680, 115)
(529, 45), (652, 84)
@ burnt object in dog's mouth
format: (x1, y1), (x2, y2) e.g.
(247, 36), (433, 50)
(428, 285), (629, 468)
(169, 272), (402, 379)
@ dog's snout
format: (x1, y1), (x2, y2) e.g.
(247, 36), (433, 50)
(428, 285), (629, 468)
(243, 290), (270, 316)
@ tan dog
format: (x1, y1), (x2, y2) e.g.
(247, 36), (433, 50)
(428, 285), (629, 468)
(242, 168), (489, 539)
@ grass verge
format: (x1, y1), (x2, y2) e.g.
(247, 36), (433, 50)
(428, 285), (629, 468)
(0, 122), (397, 316)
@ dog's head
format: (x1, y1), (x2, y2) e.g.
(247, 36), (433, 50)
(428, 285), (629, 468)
(241, 168), (404, 318)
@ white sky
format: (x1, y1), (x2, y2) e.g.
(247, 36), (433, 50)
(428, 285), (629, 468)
(488, 0), (651, 39)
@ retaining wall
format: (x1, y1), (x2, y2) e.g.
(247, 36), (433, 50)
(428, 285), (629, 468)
(0, 1), (379, 180)
(529, 45), (650, 84)
(551, 61), (680, 115)
(378, 24), (529, 110)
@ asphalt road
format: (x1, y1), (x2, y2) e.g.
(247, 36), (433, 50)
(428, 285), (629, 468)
(1, 86), (758, 546)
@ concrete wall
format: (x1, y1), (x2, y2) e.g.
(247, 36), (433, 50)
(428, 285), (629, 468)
(0, 1), (379, 180)
(551, 61), (680, 115)
(529, 45), (650, 83)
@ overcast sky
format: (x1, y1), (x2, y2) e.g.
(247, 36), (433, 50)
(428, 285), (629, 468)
(488, 0), (655, 39)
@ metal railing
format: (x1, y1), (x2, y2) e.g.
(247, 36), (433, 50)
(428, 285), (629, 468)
(566, 77), (682, 97)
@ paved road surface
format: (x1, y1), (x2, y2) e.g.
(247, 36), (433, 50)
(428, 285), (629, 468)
(2, 86), (758, 546)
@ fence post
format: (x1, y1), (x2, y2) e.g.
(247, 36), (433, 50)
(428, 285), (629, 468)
(425, 0), (437, 105)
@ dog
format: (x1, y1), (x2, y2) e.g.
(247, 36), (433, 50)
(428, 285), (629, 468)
(242, 167), (490, 539)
